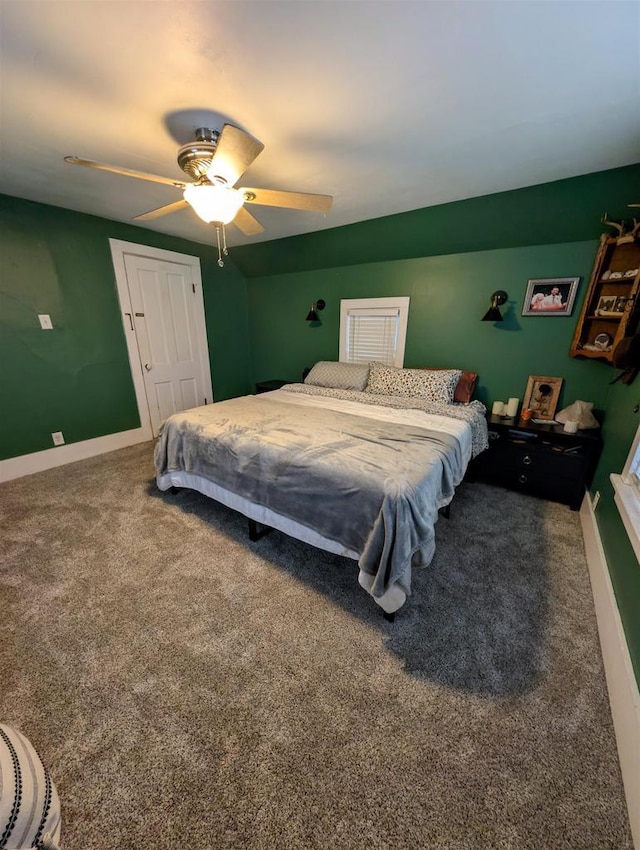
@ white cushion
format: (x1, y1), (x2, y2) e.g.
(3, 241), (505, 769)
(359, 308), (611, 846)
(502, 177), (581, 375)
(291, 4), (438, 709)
(0, 724), (61, 850)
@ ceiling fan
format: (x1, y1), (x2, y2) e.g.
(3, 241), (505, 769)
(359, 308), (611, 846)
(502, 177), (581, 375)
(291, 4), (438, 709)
(64, 124), (333, 265)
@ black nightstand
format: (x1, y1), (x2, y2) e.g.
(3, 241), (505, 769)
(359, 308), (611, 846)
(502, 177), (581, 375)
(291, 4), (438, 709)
(255, 379), (290, 394)
(471, 414), (603, 510)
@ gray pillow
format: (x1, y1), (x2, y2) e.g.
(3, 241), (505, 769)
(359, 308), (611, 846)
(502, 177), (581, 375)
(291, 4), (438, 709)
(304, 361), (370, 391)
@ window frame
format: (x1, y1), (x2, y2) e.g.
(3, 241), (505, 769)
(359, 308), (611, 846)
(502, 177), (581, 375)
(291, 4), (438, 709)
(611, 423), (640, 563)
(339, 296), (410, 368)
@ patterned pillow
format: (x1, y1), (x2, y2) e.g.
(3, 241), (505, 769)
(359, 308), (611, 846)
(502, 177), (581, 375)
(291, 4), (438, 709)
(431, 368), (478, 403)
(365, 362), (461, 403)
(0, 724), (62, 850)
(304, 361), (370, 391)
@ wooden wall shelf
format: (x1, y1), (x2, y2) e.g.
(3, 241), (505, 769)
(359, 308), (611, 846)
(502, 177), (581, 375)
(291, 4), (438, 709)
(570, 233), (640, 363)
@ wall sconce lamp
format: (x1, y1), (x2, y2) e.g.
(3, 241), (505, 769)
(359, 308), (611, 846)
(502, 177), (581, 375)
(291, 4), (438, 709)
(306, 299), (326, 322)
(481, 290), (508, 322)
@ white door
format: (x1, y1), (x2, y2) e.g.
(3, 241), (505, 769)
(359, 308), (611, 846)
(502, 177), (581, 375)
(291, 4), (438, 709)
(110, 240), (213, 438)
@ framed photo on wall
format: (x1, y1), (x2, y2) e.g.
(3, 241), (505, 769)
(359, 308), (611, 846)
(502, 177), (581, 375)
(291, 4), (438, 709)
(523, 375), (563, 420)
(522, 277), (580, 317)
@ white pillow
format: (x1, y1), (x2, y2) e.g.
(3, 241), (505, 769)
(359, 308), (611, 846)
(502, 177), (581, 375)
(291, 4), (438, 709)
(304, 361), (370, 391)
(365, 362), (461, 403)
(0, 724), (62, 850)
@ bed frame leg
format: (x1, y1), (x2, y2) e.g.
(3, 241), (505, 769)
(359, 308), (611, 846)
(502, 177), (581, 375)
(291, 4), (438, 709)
(383, 611), (396, 623)
(248, 518), (273, 542)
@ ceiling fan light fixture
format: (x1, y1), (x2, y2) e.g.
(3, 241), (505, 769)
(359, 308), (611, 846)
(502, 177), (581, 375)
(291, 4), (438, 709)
(183, 183), (244, 224)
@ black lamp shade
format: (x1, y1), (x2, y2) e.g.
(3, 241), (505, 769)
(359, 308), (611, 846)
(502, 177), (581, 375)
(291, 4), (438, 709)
(482, 290), (508, 322)
(482, 306), (504, 322)
(306, 298), (325, 321)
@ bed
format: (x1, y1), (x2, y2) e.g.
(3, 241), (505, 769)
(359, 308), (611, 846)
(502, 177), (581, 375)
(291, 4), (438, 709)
(155, 361), (488, 615)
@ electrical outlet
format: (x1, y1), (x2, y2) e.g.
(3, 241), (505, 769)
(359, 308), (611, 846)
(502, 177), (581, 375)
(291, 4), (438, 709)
(592, 490), (600, 510)
(38, 314), (53, 330)
(51, 431), (65, 446)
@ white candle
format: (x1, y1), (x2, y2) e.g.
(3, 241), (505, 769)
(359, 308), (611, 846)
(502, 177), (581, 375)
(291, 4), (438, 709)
(563, 420), (579, 434)
(492, 401), (504, 416)
(506, 397), (519, 418)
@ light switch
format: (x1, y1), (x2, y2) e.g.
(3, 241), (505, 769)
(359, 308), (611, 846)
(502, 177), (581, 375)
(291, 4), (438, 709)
(38, 314), (53, 330)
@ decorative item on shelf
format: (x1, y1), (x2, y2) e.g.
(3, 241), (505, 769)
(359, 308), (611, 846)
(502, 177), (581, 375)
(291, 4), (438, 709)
(600, 213), (640, 246)
(593, 332), (613, 350)
(305, 299), (326, 322)
(481, 291), (508, 322)
(601, 270), (611, 281)
(563, 420), (579, 434)
(556, 400), (600, 430)
(506, 397), (520, 418)
(522, 375), (563, 421)
(520, 408), (533, 421)
(521, 277), (580, 317)
(491, 401), (505, 416)
(625, 268), (639, 278)
(595, 295), (626, 318)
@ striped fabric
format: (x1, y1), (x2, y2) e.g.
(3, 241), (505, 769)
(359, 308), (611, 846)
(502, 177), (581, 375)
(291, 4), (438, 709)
(0, 724), (61, 850)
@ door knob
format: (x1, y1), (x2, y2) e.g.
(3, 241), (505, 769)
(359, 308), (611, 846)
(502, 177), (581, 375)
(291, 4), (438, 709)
(144, 363), (152, 371)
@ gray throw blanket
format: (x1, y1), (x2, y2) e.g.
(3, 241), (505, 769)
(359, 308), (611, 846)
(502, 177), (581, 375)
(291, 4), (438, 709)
(155, 395), (466, 599)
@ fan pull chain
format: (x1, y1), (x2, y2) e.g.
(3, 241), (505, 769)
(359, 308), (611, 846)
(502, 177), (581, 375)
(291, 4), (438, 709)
(214, 224), (224, 267)
(214, 223), (230, 267)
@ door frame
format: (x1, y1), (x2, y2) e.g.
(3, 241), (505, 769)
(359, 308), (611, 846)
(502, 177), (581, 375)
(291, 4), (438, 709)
(109, 239), (213, 440)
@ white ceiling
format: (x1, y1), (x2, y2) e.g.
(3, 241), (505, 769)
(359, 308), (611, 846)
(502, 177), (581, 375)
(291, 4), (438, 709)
(1, 1), (639, 249)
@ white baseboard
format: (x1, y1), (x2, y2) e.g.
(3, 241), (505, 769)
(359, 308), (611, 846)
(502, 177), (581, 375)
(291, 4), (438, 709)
(581, 494), (640, 848)
(0, 427), (152, 483)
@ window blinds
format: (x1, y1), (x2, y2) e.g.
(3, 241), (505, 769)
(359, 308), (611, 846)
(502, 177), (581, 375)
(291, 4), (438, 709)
(344, 308), (400, 364)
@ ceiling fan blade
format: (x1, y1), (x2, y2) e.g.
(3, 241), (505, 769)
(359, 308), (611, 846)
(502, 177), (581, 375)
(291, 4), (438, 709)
(64, 156), (186, 188)
(207, 125), (265, 186)
(232, 205), (265, 235)
(133, 199), (190, 221)
(239, 186), (333, 212)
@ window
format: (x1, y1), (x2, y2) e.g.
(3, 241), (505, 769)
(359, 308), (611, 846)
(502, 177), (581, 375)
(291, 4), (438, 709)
(339, 297), (410, 367)
(611, 423), (640, 563)
(621, 425), (640, 491)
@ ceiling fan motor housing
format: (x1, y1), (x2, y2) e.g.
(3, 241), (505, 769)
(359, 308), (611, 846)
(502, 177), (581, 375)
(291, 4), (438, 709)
(177, 128), (220, 180)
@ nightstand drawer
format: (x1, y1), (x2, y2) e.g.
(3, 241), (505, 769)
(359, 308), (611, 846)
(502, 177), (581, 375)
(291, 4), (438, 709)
(500, 442), (584, 479)
(488, 466), (579, 504)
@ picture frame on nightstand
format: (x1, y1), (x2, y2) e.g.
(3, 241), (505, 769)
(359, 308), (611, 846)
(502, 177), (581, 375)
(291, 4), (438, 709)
(522, 375), (563, 421)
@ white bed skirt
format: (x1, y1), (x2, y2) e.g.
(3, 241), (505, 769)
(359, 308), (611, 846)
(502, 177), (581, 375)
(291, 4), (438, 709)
(156, 470), (407, 613)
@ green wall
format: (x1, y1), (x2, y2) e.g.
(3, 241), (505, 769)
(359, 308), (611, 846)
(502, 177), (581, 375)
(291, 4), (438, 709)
(247, 241), (612, 409)
(234, 164), (640, 277)
(591, 382), (640, 684)
(0, 194), (253, 460)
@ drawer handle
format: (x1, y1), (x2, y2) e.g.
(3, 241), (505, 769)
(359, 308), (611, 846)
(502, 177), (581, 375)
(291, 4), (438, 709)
(523, 455), (532, 465)
(518, 474), (528, 484)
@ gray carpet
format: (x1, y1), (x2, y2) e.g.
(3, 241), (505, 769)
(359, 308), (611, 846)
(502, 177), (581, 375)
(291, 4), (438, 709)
(0, 442), (633, 849)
